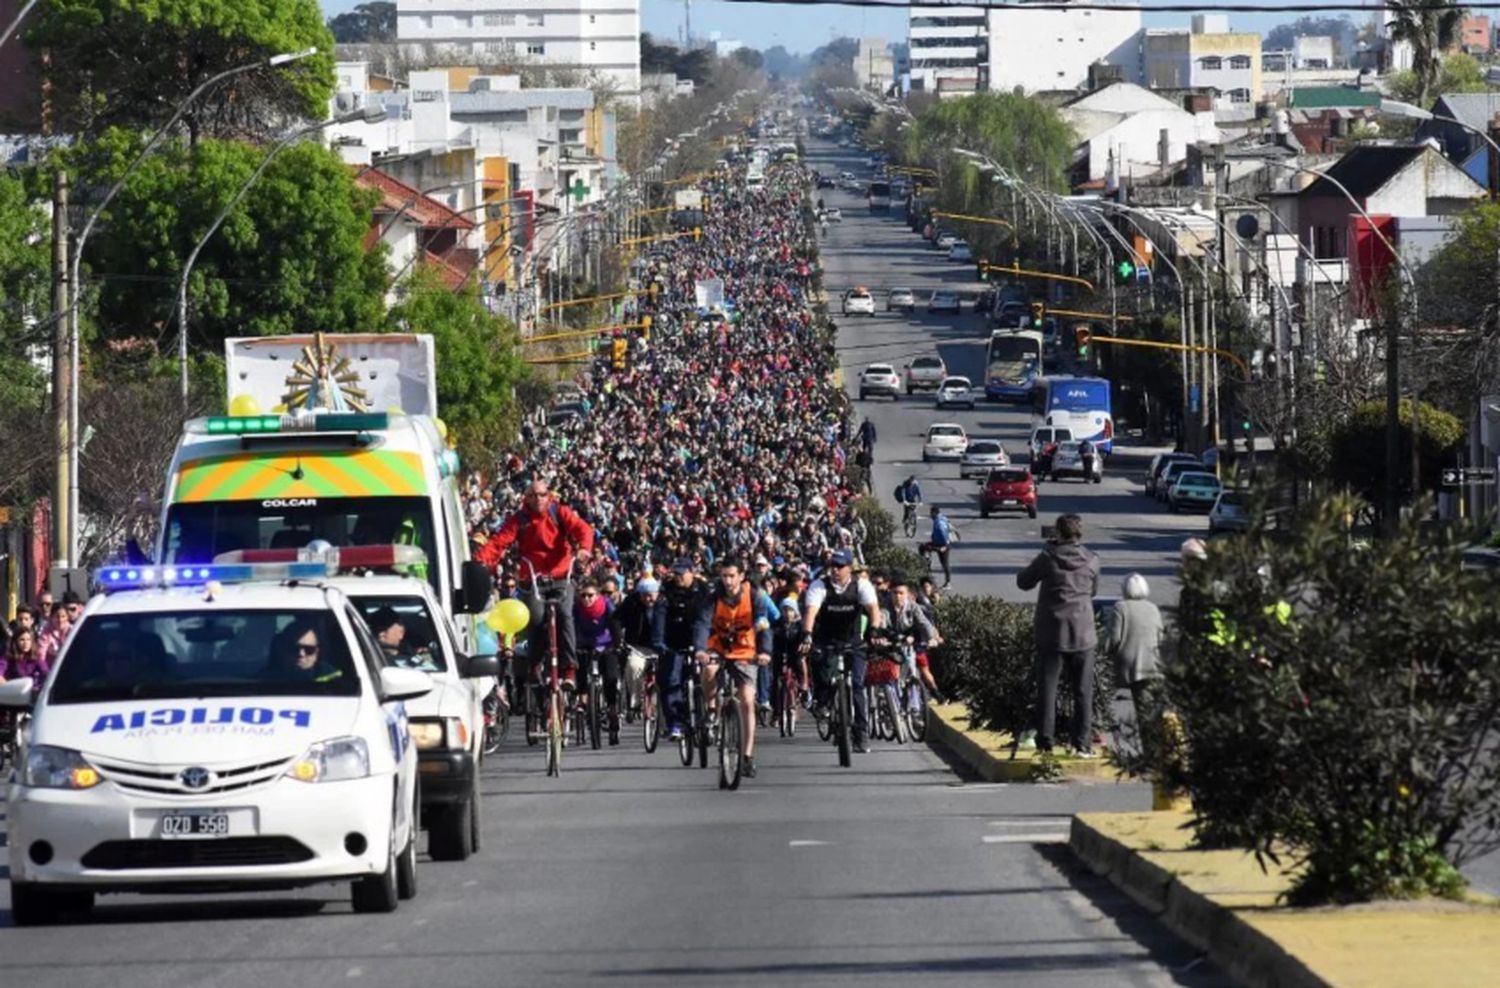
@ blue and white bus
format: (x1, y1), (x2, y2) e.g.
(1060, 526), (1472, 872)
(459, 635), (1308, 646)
(984, 330), (1043, 401)
(1030, 376), (1114, 453)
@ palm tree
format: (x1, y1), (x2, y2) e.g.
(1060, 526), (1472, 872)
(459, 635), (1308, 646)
(1387, 1), (1466, 107)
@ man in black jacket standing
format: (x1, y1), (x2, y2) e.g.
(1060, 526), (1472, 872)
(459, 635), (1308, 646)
(1016, 514), (1100, 757)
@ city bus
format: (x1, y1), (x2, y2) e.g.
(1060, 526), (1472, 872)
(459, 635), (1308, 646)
(984, 329), (1043, 402)
(867, 180), (891, 211)
(1030, 375), (1114, 452)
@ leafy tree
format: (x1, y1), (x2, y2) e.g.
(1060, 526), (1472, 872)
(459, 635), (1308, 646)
(1388, 52), (1490, 104)
(1329, 398), (1463, 505)
(68, 132), (386, 352)
(0, 172), (51, 405)
(384, 267), (527, 462)
(26, 0), (335, 140)
(1386, 1), (1465, 107)
(730, 47), (764, 72)
(328, 1), (395, 43)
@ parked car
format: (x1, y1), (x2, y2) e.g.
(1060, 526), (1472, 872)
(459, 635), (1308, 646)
(961, 439), (1009, 478)
(842, 287), (876, 317)
(935, 375), (976, 410)
(1156, 460), (1203, 503)
(1146, 452), (1201, 496)
(979, 466), (1038, 519)
(905, 355), (947, 392)
(1208, 489), (1252, 534)
(824, 206), (843, 222)
(858, 363), (901, 400)
(887, 287), (917, 312)
(1168, 471), (1223, 512)
(816, 174), (835, 189)
(948, 242), (974, 263)
(1050, 441), (1103, 483)
(928, 289), (961, 314)
(935, 232), (960, 251)
(922, 422), (969, 462)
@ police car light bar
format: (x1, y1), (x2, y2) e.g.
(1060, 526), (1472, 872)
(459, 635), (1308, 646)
(192, 411), (391, 436)
(96, 561), (336, 590)
(214, 544), (428, 573)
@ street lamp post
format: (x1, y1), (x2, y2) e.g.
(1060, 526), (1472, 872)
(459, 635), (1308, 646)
(63, 46), (317, 567)
(176, 104), (384, 402)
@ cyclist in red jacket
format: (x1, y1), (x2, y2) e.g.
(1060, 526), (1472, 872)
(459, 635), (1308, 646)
(476, 479), (595, 686)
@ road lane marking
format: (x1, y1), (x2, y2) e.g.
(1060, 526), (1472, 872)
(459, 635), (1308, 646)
(789, 839), (832, 847)
(988, 818), (1071, 827)
(982, 833), (1068, 844)
(346, 968), (362, 979)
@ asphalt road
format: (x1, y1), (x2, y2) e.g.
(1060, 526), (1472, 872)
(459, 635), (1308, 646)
(809, 140), (1207, 606)
(0, 723), (1227, 987)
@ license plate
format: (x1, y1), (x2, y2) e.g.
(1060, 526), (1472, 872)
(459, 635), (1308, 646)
(160, 811), (231, 839)
(1002, 499), (1019, 506)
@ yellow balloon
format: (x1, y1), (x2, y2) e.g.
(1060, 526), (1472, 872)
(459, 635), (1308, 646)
(435, 417), (449, 441)
(483, 607), (509, 634)
(494, 597), (530, 637)
(228, 394), (261, 417)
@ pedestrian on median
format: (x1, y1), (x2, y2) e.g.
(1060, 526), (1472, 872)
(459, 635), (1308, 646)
(1016, 513), (1101, 757)
(1103, 573), (1163, 756)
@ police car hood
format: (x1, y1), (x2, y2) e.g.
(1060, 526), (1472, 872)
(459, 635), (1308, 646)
(42, 696), (362, 766)
(403, 674), (470, 721)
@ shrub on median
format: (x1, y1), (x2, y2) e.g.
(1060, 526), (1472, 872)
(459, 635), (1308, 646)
(1164, 493), (1500, 903)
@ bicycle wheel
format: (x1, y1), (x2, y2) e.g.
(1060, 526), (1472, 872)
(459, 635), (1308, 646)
(815, 699), (832, 741)
(524, 687), (541, 747)
(587, 678), (603, 750)
(482, 706), (507, 757)
(779, 677), (797, 738)
(679, 685), (696, 767)
(907, 682), (929, 742)
(643, 689), (659, 753)
(546, 690), (563, 777)
(886, 685), (908, 744)
(835, 677), (853, 768)
(719, 698), (743, 791)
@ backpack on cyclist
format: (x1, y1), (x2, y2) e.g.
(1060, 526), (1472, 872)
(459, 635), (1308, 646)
(893, 484), (904, 503)
(518, 502), (562, 535)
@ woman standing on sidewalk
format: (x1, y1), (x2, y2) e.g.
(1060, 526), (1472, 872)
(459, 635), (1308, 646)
(1104, 573), (1164, 755)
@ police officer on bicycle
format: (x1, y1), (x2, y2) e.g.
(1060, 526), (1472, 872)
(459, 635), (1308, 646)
(654, 558), (710, 742)
(799, 548), (883, 753)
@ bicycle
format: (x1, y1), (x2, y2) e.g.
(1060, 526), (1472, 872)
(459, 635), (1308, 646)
(638, 649), (660, 754)
(677, 651), (710, 769)
(521, 560), (573, 777)
(810, 646), (855, 768)
(901, 659), (930, 743)
(480, 655), (512, 757)
(576, 648), (606, 751)
(700, 650), (746, 791)
(775, 653), (800, 739)
(866, 640), (908, 745)
(901, 501), (918, 538)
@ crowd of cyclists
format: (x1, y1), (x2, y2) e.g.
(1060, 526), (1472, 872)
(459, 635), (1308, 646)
(463, 153), (946, 779)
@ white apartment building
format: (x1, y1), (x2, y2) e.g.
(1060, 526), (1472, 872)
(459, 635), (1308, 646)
(987, 2), (1140, 93)
(395, 0), (641, 99)
(907, 5), (988, 96)
(854, 37), (894, 93)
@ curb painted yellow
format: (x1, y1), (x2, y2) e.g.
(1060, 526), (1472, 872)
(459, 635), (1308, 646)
(924, 702), (1117, 782)
(1070, 811), (1500, 988)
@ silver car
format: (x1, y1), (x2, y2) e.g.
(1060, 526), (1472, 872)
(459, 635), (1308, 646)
(928, 290), (961, 314)
(1051, 441), (1102, 483)
(960, 440), (1009, 478)
(1208, 490), (1251, 533)
(905, 355), (947, 393)
(935, 375), (976, 410)
(887, 288), (917, 312)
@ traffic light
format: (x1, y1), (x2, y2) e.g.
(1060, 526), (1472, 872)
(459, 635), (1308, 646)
(1030, 302), (1045, 329)
(1074, 326), (1091, 357)
(639, 315), (652, 342)
(977, 259), (990, 281)
(1241, 418), (1252, 434)
(611, 336), (627, 371)
(692, 226), (702, 242)
(1115, 259), (1135, 283)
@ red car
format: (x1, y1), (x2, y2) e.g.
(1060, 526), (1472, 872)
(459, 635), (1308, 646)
(980, 466), (1038, 519)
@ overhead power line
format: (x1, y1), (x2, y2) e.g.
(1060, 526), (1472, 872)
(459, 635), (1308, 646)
(716, 0), (1486, 13)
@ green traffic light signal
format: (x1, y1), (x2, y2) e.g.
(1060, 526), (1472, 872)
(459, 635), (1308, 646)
(1116, 259), (1134, 281)
(1241, 420), (1252, 432)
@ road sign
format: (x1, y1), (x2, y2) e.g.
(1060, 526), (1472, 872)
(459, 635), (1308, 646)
(1441, 467), (1496, 487)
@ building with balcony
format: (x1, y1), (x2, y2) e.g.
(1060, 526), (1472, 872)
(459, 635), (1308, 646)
(906, 5), (988, 96)
(987, 1), (1140, 94)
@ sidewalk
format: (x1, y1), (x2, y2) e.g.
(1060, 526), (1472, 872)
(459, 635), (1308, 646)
(1070, 811), (1500, 988)
(925, 701), (1115, 782)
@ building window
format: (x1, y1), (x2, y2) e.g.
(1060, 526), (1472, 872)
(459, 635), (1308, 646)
(527, 42), (545, 56)
(419, 14), (432, 28)
(1229, 54), (1251, 69)
(589, 14), (596, 23)
(524, 14), (544, 26)
(483, 14), (503, 25)
(1199, 56), (1222, 70)
(590, 41), (597, 51)
(1228, 88), (1251, 103)
(456, 15), (471, 28)
(1313, 225), (1344, 258)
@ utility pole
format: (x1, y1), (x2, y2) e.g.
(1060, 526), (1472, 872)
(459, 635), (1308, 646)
(50, 170), (71, 569)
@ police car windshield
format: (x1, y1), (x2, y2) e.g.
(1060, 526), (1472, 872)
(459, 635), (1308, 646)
(49, 610), (361, 704)
(347, 595), (448, 673)
(163, 497), (439, 591)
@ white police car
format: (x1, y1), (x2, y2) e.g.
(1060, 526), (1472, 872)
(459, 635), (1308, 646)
(0, 561), (431, 924)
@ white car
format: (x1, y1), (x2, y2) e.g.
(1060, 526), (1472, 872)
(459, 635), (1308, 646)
(1051, 441), (1103, 483)
(887, 287), (917, 312)
(949, 242), (974, 263)
(842, 288), (876, 317)
(960, 439), (1010, 478)
(928, 290), (961, 314)
(1, 564), (443, 925)
(905, 355), (947, 392)
(922, 422), (969, 462)
(935, 375), (976, 410)
(824, 207), (843, 223)
(935, 232), (959, 251)
(859, 363), (902, 400)
(334, 572), (497, 862)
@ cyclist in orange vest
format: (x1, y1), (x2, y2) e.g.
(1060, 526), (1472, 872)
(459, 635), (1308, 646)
(697, 557), (773, 779)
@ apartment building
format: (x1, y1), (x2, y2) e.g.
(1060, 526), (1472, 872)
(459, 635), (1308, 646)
(1143, 15), (1262, 109)
(987, 1), (1140, 93)
(907, 5), (988, 96)
(395, 0), (641, 99)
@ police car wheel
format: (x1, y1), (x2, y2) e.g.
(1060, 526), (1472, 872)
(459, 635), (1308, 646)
(396, 822), (418, 901)
(351, 832), (400, 913)
(469, 771), (483, 853)
(10, 882), (93, 926)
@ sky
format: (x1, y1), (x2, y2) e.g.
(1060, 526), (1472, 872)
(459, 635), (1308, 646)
(318, 1), (1389, 55)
